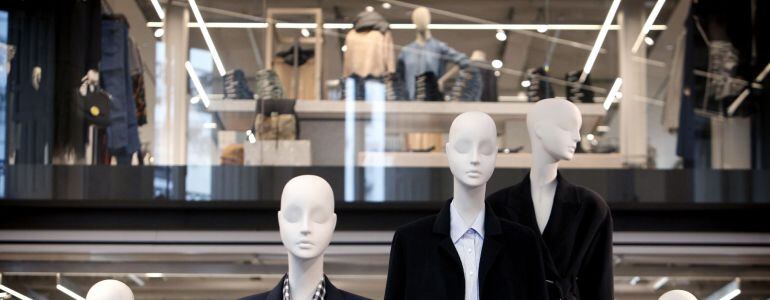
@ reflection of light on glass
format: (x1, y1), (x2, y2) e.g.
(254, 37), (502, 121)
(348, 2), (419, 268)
(343, 79), (357, 202)
(536, 25), (548, 33)
(581, 0), (621, 82)
(644, 36), (654, 46)
(146, 273), (164, 278)
(341, 45), (347, 52)
(56, 284), (85, 300)
(203, 122), (217, 129)
(381, 2), (391, 9)
(150, 0), (165, 20)
(300, 28), (310, 37)
(0, 283), (33, 300)
(365, 6), (374, 12)
(603, 77), (623, 110)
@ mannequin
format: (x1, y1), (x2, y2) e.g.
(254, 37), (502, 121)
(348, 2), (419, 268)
(240, 175), (367, 300)
(659, 290), (697, 300)
(440, 50), (486, 91)
(488, 98), (613, 300)
(385, 112), (547, 300)
(397, 6), (469, 100)
(86, 280), (133, 300)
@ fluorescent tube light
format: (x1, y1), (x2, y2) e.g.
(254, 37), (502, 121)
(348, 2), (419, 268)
(150, 0), (165, 20)
(185, 61), (211, 108)
(56, 284), (85, 300)
(632, 0), (666, 53)
(581, 0), (622, 82)
(604, 77), (623, 110)
(719, 289), (741, 300)
(0, 285), (32, 300)
(652, 276), (669, 290)
(146, 21), (666, 31)
(188, 0), (226, 76)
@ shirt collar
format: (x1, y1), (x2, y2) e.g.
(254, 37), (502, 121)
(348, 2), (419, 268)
(449, 199), (485, 243)
(282, 275), (326, 300)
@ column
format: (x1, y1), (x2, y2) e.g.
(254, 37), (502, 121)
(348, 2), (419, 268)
(617, 0), (648, 167)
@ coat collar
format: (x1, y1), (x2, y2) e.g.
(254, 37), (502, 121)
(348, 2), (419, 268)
(433, 198), (504, 296)
(265, 275), (342, 300)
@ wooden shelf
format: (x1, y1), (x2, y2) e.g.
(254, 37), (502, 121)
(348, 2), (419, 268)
(358, 152), (624, 169)
(207, 99), (607, 132)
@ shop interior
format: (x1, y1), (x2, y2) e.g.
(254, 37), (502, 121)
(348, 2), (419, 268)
(0, 0), (769, 299)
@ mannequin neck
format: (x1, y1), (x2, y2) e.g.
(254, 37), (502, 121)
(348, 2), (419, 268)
(529, 141), (559, 187)
(287, 254), (324, 300)
(452, 177), (486, 227)
(415, 29), (431, 45)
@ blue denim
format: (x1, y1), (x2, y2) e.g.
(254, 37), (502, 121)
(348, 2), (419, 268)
(100, 19), (139, 163)
(397, 38), (469, 100)
(345, 76), (385, 101)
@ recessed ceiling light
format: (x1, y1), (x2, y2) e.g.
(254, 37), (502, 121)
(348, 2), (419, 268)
(382, 2), (391, 9)
(491, 59), (503, 69)
(495, 30), (507, 41)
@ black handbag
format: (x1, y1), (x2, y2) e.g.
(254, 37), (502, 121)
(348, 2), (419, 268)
(76, 85), (112, 127)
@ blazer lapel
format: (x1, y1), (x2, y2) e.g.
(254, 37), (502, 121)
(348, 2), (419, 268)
(511, 174), (562, 278)
(477, 204), (503, 297)
(324, 276), (344, 300)
(434, 199), (464, 273)
(265, 275), (286, 300)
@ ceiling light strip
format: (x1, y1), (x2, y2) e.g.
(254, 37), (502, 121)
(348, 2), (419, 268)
(188, 0), (226, 76)
(150, 0), (165, 20)
(581, 0), (622, 83)
(56, 284), (85, 300)
(0, 285), (33, 300)
(604, 77), (623, 110)
(146, 21), (666, 31)
(185, 61), (211, 108)
(631, 0), (667, 53)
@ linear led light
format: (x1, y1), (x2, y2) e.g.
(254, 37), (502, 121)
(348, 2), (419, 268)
(56, 284), (85, 300)
(632, 0), (666, 53)
(719, 289), (741, 300)
(604, 77), (623, 110)
(185, 61), (211, 108)
(727, 62), (770, 116)
(581, 0), (622, 83)
(150, 0), (165, 20)
(146, 21), (666, 31)
(188, 0), (226, 76)
(0, 285), (32, 300)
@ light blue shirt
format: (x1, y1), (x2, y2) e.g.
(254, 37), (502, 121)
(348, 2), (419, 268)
(450, 201), (485, 300)
(397, 38), (469, 100)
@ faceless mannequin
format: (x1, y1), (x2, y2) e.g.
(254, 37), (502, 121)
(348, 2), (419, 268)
(440, 50), (487, 91)
(446, 111), (497, 226)
(469, 50), (487, 62)
(659, 290), (697, 300)
(526, 98), (582, 233)
(411, 7), (431, 46)
(278, 175), (337, 300)
(86, 280), (134, 300)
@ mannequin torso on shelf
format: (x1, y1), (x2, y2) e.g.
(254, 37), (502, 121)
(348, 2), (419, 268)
(384, 112), (548, 300)
(86, 280), (134, 300)
(397, 6), (468, 100)
(487, 98), (614, 300)
(240, 175), (367, 300)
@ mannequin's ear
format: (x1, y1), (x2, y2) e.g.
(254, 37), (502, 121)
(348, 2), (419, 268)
(533, 123), (545, 140)
(331, 213), (338, 231)
(277, 211), (282, 221)
(445, 142), (450, 154)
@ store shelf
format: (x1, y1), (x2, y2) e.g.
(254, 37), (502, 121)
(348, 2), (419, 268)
(358, 152), (624, 169)
(207, 99), (607, 131)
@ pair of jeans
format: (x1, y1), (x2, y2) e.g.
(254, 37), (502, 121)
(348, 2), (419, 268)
(397, 38), (469, 100)
(100, 17), (139, 164)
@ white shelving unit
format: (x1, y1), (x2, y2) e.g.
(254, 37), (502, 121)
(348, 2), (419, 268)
(358, 152), (624, 169)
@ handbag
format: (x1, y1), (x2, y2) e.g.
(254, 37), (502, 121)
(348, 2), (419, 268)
(75, 84), (112, 127)
(253, 99), (297, 140)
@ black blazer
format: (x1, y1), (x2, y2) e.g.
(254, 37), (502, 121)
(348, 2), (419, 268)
(240, 275), (369, 300)
(488, 173), (614, 300)
(385, 199), (548, 300)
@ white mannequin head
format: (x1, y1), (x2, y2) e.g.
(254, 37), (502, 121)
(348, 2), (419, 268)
(446, 112), (498, 188)
(659, 290), (698, 300)
(526, 98), (582, 162)
(86, 280), (134, 300)
(278, 175), (337, 260)
(412, 7), (431, 32)
(470, 50), (487, 61)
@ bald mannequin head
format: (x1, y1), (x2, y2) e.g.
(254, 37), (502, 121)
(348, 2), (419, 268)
(446, 112), (498, 188)
(659, 290), (697, 300)
(86, 280), (134, 300)
(278, 175), (337, 260)
(412, 7), (431, 31)
(526, 98), (582, 162)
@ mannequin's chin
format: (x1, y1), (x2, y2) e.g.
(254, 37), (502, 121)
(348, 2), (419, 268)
(289, 248), (323, 260)
(458, 176), (487, 189)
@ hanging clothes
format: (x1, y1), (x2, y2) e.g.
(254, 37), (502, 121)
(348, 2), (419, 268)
(100, 16), (140, 165)
(4, 3), (57, 164)
(448, 61), (484, 101)
(478, 64), (498, 102)
(127, 37), (147, 126)
(273, 45), (316, 100)
(397, 38), (469, 100)
(343, 11), (395, 78)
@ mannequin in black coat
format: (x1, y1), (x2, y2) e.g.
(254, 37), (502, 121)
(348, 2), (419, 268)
(240, 275), (367, 300)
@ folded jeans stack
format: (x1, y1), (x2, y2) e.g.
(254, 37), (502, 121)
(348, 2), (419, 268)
(414, 72), (443, 101)
(223, 69), (254, 100)
(255, 69), (285, 100)
(448, 66), (482, 101)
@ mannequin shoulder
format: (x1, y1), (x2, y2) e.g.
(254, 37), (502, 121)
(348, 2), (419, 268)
(486, 185), (516, 207)
(392, 215), (437, 242)
(572, 185), (610, 218)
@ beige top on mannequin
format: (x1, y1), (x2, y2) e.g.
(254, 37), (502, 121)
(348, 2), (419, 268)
(86, 280), (134, 300)
(526, 98), (582, 233)
(278, 175), (337, 300)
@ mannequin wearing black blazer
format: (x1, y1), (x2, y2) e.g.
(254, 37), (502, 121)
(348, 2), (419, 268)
(488, 173), (613, 300)
(240, 275), (369, 300)
(384, 199), (548, 300)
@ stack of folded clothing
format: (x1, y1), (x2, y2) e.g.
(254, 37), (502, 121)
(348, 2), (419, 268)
(223, 69), (254, 100)
(255, 69), (285, 100)
(448, 66), (482, 101)
(414, 72), (443, 101)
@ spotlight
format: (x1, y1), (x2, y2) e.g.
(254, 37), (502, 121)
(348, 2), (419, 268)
(536, 25), (548, 33)
(495, 30), (507, 41)
(154, 28), (164, 38)
(382, 2), (391, 9)
(520, 80), (531, 88)
(341, 45), (348, 52)
(586, 133), (595, 141)
(644, 36), (654, 46)
(365, 6), (374, 12)
(491, 59), (503, 69)
(300, 28), (310, 37)
(494, 70), (501, 77)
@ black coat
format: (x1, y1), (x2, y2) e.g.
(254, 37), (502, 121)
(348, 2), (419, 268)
(385, 199), (548, 300)
(487, 173), (614, 300)
(240, 275), (369, 300)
